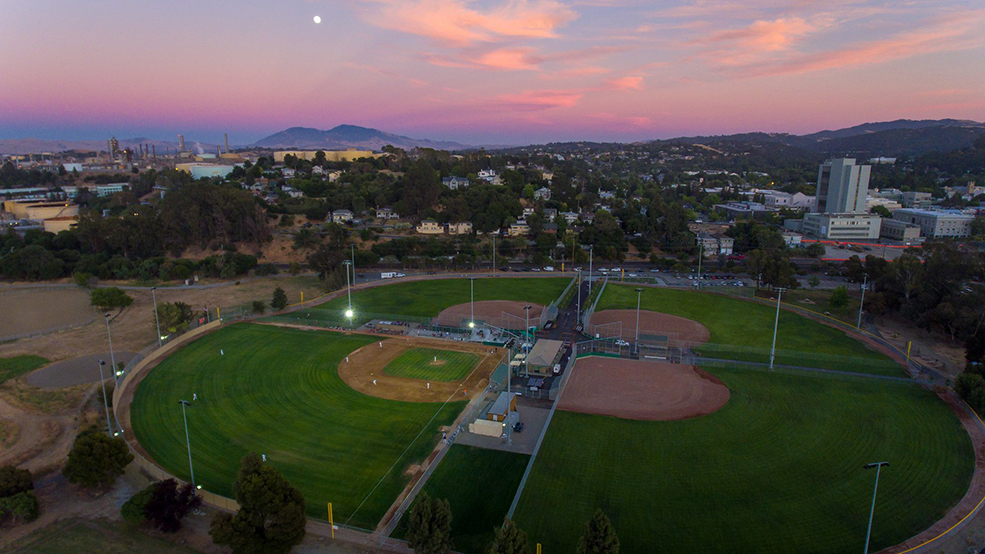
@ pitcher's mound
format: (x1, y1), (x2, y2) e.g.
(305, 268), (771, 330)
(559, 357), (729, 421)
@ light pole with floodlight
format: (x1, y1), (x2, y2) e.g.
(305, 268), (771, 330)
(769, 287), (786, 371)
(470, 277), (475, 328)
(98, 360), (112, 435)
(179, 400), (196, 489)
(152, 286), (162, 348)
(857, 273), (868, 329)
(104, 313), (118, 382)
(524, 305), (532, 377)
(863, 461), (889, 554)
(634, 288), (644, 354)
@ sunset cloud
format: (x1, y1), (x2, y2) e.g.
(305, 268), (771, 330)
(490, 89), (584, 111)
(607, 76), (644, 90)
(354, 0), (578, 46)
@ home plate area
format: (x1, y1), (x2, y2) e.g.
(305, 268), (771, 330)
(559, 357), (730, 421)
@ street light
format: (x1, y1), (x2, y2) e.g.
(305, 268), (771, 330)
(863, 461), (890, 554)
(179, 400), (196, 489)
(104, 313), (118, 383)
(97, 360), (112, 435)
(634, 288), (644, 354)
(857, 274), (868, 329)
(769, 288), (786, 371)
(152, 286), (162, 348)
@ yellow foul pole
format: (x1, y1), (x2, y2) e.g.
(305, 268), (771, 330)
(328, 502), (334, 539)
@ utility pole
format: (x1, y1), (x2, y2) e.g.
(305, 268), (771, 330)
(493, 235), (496, 274)
(857, 273), (868, 329)
(863, 462), (890, 554)
(769, 287), (786, 371)
(697, 239), (703, 283)
(635, 288), (644, 355)
(104, 313), (118, 382)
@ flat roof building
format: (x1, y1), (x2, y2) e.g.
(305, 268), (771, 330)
(802, 213), (882, 240)
(892, 209), (974, 239)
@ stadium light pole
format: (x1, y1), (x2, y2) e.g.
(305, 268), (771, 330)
(524, 305), (532, 378)
(179, 400), (196, 489)
(470, 277), (475, 328)
(152, 286), (162, 348)
(857, 273), (868, 329)
(769, 288), (786, 371)
(104, 313), (119, 383)
(635, 288), (644, 354)
(589, 246), (593, 287)
(343, 261), (353, 327)
(863, 461), (890, 554)
(97, 360), (112, 435)
(351, 244), (356, 285)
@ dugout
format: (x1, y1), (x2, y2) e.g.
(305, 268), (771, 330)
(526, 339), (564, 376)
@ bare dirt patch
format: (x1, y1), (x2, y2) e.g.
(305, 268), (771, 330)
(0, 287), (95, 340)
(434, 301), (545, 328)
(559, 357), (729, 421)
(589, 309), (711, 345)
(336, 335), (505, 403)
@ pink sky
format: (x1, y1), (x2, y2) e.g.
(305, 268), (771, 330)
(1, 0), (983, 146)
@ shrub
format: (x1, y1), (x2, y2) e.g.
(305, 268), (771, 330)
(252, 300), (267, 314)
(90, 287), (134, 310)
(63, 428), (134, 488)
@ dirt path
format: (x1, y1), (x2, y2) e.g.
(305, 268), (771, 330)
(0, 395), (80, 475)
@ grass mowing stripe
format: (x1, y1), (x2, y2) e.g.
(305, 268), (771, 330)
(514, 364), (973, 553)
(131, 323), (464, 529)
(312, 278), (569, 320)
(382, 348), (480, 382)
(598, 284), (901, 376)
(393, 445), (530, 554)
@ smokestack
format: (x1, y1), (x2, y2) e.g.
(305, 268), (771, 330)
(178, 134), (185, 152)
(152, 144), (157, 160)
(217, 145), (221, 157)
(224, 133), (230, 154)
(107, 139), (112, 158)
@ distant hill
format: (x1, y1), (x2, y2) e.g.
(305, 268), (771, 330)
(656, 119), (985, 157)
(252, 125), (470, 151)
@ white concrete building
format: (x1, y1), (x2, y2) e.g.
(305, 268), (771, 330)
(892, 209), (974, 239)
(802, 213), (882, 240)
(816, 158), (871, 214)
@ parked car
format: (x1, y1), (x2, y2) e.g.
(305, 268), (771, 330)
(513, 422), (524, 433)
(615, 339), (630, 347)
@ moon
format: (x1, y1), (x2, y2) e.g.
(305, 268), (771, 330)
(313, 15), (322, 24)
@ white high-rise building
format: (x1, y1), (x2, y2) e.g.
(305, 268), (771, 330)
(815, 158), (871, 214)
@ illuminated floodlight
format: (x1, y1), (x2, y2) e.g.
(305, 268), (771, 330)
(345, 309), (354, 319)
(313, 15), (322, 24)
(468, 321), (475, 328)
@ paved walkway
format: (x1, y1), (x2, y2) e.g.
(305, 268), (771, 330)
(25, 351), (138, 388)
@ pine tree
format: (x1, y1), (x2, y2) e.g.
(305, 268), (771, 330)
(577, 509), (619, 554)
(271, 286), (288, 310)
(488, 518), (529, 554)
(406, 491), (453, 554)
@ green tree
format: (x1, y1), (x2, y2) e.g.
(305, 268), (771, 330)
(0, 491), (40, 525)
(157, 301), (193, 334)
(271, 287), (288, 310)
(122, 484), (155, 525)
(488, 518), (529, 554)
(288, 262), (302, 276)
(805, 243), (826, 258)
(90, 287), (134, 310)
(0, 466), (33, 498)
(63, 429), (134, 488)
(209, 452), (306, 554)
(577, 509), (620, 554)
(144, 479), (203, 533)
(808, 276), (820, 289)
(406, 491), (453, 554)
(252, 300), (267, 314)
(829, 285), (849, 309)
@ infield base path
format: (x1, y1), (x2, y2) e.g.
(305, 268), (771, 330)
(559, 357), (729, 421)
(434, 301), (545, 328)
(338, 336), (505, 403)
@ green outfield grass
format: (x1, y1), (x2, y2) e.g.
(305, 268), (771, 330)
(0, 355), (49, 385)
(514, 363), (974, 553)
(130, 323), (464, 530)
(395, 445), (529, 554)
(597, 285), (902, 375)
(311, 277), (570, 321)
(383, 348), (480, 382)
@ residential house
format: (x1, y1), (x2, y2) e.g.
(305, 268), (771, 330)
(478, 169), (497, 182)
(281, 168), (296, 178)
(327, 170), (343, 183)
(442, 176), (470, 190)
(543, 222), (559, 234)
(331, 209), (354, 224)
(544, 208), (558, 222)
(523, 207), (536, 218)
(534, 187), (551, 201)
(417, 219), (443, 235)
(508, 220), (531, 237)
(376, 207), (398, 220)
(561, 211), (579, 224)
(447, 222), (473, 235)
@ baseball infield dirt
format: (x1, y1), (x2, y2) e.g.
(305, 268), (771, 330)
(589, 309), (711, 345)
(559, 357), (729, 421)
(433, 301), (545, 328)
(338, 336), (505, 403)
